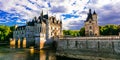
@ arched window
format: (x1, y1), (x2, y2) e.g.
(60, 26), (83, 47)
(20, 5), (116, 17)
(90, 31), (93, 36)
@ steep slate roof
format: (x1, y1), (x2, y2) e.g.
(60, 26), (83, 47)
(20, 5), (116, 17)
(85, 9), (93, 22)
(16, 25), (26, 30)
(26, 13), (48, 25)
(43, 14), (48, 19)
(27, 21), (35, 26)
(93, 10), (97, 15)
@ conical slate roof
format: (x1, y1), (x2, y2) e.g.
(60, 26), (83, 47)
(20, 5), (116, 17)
(85, 9), (93, 22)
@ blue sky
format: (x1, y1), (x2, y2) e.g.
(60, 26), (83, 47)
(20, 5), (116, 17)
(0, 0), (120, 30)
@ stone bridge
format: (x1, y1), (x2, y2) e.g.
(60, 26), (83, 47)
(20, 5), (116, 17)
(56, 36), (120, 60)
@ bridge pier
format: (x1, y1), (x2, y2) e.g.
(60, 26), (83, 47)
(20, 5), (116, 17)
(17, 38), (20, 48)
(10, 38), (27, 48)
(22, 38), (26, 48)
(10, 38), (15, 48)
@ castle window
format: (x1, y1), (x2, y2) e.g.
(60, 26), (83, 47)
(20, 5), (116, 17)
(22, 31), (23, 34)
(51, 33), (52, 36)
(38, 27), (40, 32)
(16, 32), (17, 35)
(51, 27), (52, 30)
(89, 26), (92, 29)
(38, 27), (39, 32)
(89, 21), (91, 23)
(40, 27), (41, 32)
(95, 33), (97, 36)
(56, 28), (58, 30)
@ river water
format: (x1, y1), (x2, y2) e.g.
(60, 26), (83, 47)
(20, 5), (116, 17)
(0, 47), (81, 60)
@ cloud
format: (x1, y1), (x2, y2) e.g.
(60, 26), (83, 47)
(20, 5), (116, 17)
(50, 6), (67, 13)
(0, 0), (120, 30)
(93, 1), (120, 26)
(16, 19), (26, 23)
(62, 16), (85, 30)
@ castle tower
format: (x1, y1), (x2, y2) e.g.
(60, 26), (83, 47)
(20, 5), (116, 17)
(84, 9), (100, 36)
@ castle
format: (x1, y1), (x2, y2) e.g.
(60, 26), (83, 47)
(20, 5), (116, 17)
(84, 9), (100, 36)
(13, 11), (63, 49)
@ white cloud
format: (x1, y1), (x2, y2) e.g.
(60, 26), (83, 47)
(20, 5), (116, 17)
(62, 16), (84, 30)
(16, 19), (22, 23)
(0, 0), (120, 29)
(16, 19), (26, 23)
(0, 0), (88, 19)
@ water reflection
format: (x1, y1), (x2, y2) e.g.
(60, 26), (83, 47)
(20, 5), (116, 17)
(26, 49), (56, 60)
(30, 46), (34, 55)
(0, 47), (56, 60)
(40, 50), (56, 60)
(0, 47), (81, 60)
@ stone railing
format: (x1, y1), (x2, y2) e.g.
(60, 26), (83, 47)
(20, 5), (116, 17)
(59, 36), (120, 40)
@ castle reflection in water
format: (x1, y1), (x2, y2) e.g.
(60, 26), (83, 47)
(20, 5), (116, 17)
(0, 46), (56, 60)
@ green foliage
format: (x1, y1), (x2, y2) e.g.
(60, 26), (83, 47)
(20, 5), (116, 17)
(79, 27), (85, 36)
(0, 25), (14, 41)
(63, 24), (120, 37)
(63, 30), (80, 37)
(100, 24), (120, 35)
(117, 25), (120, 34)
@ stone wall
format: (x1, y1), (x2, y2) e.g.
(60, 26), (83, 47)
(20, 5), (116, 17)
(57, 36), (120, 53)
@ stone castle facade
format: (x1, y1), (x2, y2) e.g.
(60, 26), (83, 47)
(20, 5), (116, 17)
(13, 11), (62, 48)
(84, 9), (100, 36)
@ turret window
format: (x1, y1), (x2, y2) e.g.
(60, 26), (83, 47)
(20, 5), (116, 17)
(89, 26), (92, 29)
(89, 21), (91, 23)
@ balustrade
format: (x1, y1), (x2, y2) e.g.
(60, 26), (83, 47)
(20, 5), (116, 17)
(60, 36), (120, 40)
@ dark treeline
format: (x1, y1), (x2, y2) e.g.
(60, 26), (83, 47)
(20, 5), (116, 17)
(0, 25), (15, 41)
(63, 24), (120, 37)
(100, 24), (120, 35)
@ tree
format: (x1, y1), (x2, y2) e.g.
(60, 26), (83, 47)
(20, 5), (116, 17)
(9, 26), (16, 38)
(79, 27), (85, 36)
(63, 30), (80, 37)
(0, 25), (12, 41)
(63, 30), (70, 35)
(117, 25), (120, 35)
(100, 24), (119, 35)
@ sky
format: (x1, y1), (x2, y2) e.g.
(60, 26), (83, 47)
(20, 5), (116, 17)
(0, 0), (120, 30)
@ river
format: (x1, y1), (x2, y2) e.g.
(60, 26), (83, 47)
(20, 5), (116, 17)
(0, 46), (81, 60)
